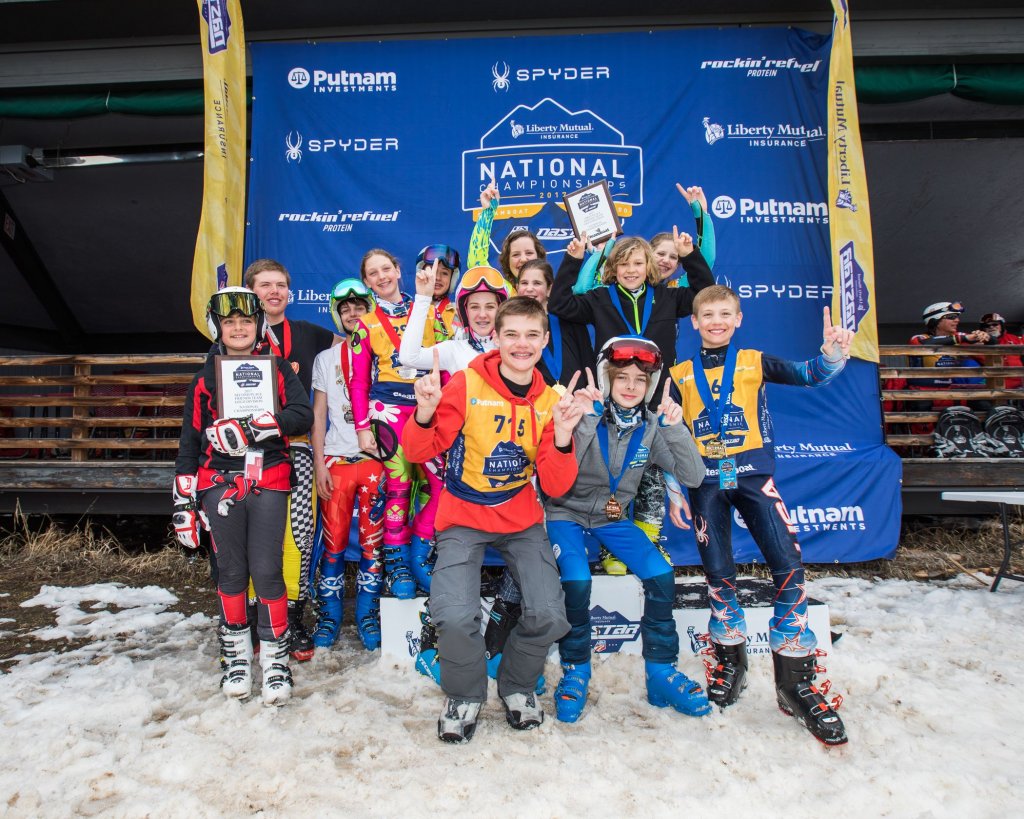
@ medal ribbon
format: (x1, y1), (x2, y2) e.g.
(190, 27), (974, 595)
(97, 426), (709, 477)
(541, 312), (563, 383)
(339, 340), (351, 388)
(374, 305), (404, 352)
(609, 284), (653, 336)
(691, 345), (738, 438)
(265, 318), (291, 359)
(597, 418), (646, 496)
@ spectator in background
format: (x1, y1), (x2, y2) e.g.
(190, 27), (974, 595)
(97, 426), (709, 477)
(907, 302), (991, 424)
(979, 312), (1023, 390)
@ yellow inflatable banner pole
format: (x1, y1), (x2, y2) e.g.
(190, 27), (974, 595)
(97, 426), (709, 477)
(192, 0), (246, 338)
(828, 0), (879, 362)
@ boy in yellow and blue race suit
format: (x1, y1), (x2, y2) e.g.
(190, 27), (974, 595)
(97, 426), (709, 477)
(669, 285), (852, 746)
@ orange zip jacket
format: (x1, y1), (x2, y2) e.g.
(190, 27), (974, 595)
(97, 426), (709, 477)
(402, 350), (577, 533)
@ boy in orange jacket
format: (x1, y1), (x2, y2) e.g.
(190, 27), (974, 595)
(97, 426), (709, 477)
(403, 296), (584, 743)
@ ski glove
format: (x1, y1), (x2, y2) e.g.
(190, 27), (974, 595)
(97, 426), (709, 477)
(205, 410), (282, 456)
(172, 474), (208, 549)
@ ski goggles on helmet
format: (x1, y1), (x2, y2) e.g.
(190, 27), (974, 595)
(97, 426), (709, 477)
(601, 337), (663, 373)
(329, 278), (375, 333)
(458, 266), (511, 295)
(922, 301), (964, 324)
(208, 289), (261, 318)
(416, 244), (461, 274)
(455, 267), (515, 327)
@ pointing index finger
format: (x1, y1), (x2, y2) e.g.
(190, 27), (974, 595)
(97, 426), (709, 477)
(432, 346), (440, 376)
(564, 369), (581, 395)
(662, 378), (672, 402)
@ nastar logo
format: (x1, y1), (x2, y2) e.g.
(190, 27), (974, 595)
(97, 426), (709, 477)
(232, 363), (262, 389)
(490, 62), (610, 92)
(535, 228), (575, 241)
(700, 56), (822, 77)
(286, 67), (397, 93)
(470, 398), (503, 406)
(839, 241), (870, 333)
(284, 131), (399, 155)
(711, 194), (829, 224)
(733, 504), (866, 532)
(702, 116), (825, 149)
(590, 606), (641, 653)
(202, 0), (231, 54)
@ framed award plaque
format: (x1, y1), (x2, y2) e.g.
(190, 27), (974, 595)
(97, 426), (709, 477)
(215, 355), (280, 419)
(562, 180), (623, 245)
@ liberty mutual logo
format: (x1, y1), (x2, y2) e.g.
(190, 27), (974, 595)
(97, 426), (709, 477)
(702, 117), (725, 145)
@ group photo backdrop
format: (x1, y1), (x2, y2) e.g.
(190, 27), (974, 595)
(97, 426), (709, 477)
(245, 26), (902, 564)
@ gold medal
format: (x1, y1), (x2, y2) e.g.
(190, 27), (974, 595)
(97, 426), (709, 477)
(704, 437), (727, 460)
(604, 496), (623, 522)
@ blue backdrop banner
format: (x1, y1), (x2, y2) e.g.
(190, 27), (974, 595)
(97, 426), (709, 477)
(247, 28), (902, 564)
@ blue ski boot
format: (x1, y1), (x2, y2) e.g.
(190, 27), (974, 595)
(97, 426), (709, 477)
(312, 554), (344, 648)
(382, 543), (417, 600)
(355, 556), (382, 651)
(409, 534), (434, 593)
(554, 662), (591, 723)
(645, 661), (713, 716)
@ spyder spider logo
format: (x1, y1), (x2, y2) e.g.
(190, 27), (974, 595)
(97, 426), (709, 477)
(491, 61), (511, 92)
(285, 130), (303, 163)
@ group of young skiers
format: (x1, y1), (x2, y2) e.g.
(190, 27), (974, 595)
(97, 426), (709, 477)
(173, 182), (853, 746)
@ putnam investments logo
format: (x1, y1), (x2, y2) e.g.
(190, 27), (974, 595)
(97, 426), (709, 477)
(710, 195), (828, 225)
(287, 66), (397, 93)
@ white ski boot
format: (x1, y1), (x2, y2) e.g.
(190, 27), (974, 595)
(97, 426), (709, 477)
(218, 623), (253, 699)
(259, 631), (293, 706)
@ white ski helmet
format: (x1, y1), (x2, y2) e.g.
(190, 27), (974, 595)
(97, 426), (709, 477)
(922, 300), (963, 328)
(596, 335), (664, 405)
(206, 286), (266, 343)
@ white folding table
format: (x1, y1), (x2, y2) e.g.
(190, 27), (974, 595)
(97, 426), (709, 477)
(941, 491), (1024, 591)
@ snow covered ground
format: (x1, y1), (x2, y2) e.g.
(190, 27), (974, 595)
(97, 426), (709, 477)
(1, 575), (1021, 818)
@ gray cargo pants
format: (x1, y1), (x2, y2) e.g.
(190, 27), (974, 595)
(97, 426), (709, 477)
(430, 523), (569, 702)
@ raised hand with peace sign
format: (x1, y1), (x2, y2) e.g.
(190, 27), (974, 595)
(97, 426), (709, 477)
(413, 347), (444, 424)
(552, 369), (585, 447)
(572, 366), (605, 417)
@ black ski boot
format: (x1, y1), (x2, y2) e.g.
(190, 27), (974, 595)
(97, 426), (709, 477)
(772, 651), (848, 746)
(287, 599), (315, 662)
(484, 596), (522, 661)
(705, 641), (748, 708)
